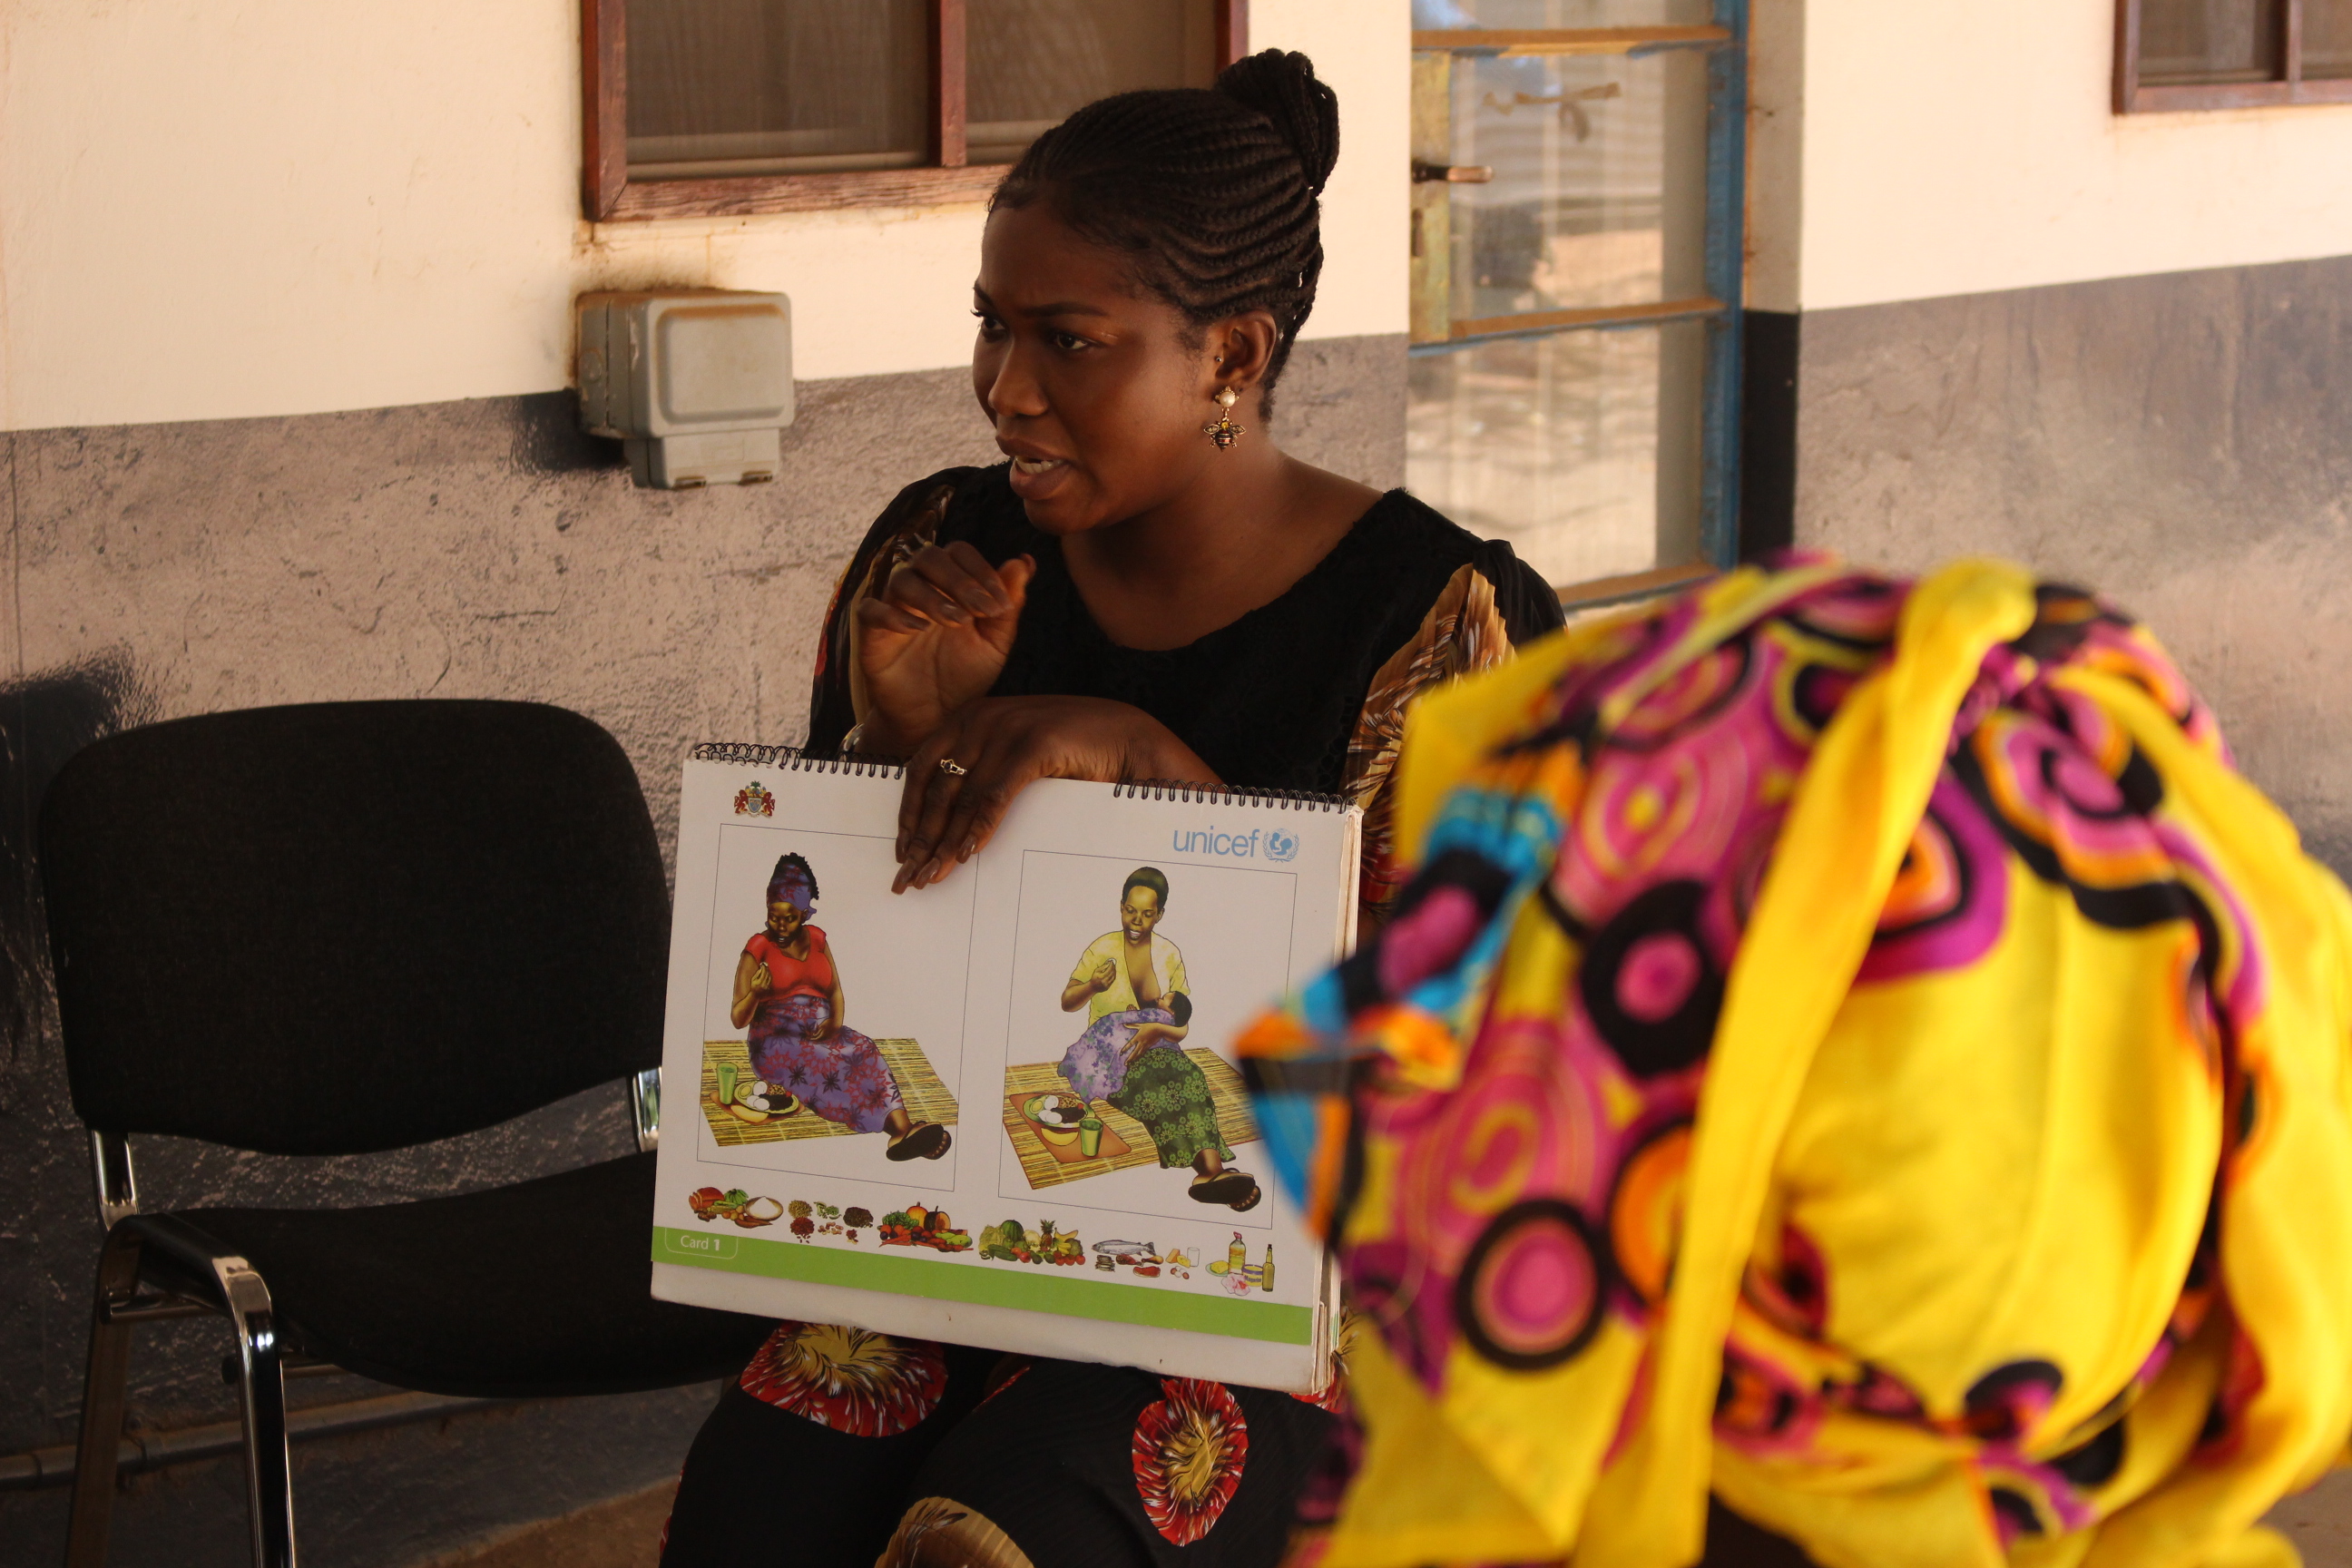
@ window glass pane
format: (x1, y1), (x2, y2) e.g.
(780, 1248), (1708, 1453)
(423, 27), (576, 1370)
(1444, 48), (1708, 325)
(2138, 0), (2283, 84)
(1406, 321), (1704, 588)
(968, 0), (1216, 166)
(627, 0), (927, 178)
(2306, 0), (2352, 77)
(1413, 0), (1715, 27)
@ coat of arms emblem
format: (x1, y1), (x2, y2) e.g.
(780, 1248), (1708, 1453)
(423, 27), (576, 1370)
(733, 781), (774, 818)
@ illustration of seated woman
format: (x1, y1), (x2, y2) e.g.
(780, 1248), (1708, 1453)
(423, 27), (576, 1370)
(730, 852), (949, 1161)
(1055, 867), (1257, 1210)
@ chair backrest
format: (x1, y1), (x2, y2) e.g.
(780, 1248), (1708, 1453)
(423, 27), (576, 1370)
(39, 701), (671, 1154)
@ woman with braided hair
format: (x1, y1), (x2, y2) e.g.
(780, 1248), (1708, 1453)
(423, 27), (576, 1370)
(660, 52), (1563, 1568)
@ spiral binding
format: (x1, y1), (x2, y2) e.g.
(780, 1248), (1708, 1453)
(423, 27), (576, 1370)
(692, 748), (1348, 809)
(691, 742), (905, 779)
(1112, 779), (1348, 811)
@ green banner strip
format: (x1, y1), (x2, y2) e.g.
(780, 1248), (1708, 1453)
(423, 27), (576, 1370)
(652, 1227), (1310, 1345)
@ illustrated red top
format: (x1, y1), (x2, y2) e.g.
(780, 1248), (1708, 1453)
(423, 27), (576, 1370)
(744, 926), (836, 1003)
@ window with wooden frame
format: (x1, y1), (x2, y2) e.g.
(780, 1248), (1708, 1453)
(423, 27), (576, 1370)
(583, 0), (1249, 220)
(2116, 0), (2352, 111)
(1406, 2), (1748, 596)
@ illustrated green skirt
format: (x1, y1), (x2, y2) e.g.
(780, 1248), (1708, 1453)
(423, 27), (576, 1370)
(1107, 1046), (1232, 1170)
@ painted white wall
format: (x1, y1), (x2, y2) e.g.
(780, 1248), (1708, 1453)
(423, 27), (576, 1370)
(1766, 0), (2352, 312)
(0, 0), (1407, 432)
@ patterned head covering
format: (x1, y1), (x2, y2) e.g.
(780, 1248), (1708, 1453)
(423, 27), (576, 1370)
(767, 853), (818, 916)
(1241, 559), (2352, 1568)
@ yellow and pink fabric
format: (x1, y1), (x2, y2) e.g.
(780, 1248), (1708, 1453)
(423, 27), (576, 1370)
(1239, 559), (2352, 1568)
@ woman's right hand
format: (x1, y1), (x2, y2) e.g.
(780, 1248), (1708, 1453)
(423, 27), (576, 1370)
(892, 696), (1220, 891)
(854, 544), (1034, 753)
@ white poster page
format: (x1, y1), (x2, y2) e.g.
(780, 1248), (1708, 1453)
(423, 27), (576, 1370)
(651, 759), (1354, 1390)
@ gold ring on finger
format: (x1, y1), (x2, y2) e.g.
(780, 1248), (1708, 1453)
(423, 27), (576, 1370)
(938, 758), (968, 776)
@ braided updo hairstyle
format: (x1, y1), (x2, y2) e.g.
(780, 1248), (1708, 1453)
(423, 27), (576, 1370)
(991, 50), (1339, 417)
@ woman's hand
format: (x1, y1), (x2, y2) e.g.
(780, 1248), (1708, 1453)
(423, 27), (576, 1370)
(894, 696), (1220, 891)
(1123, 1022), (1187, 1061)
(729, 955), (771, 1031)
(1061, 956), (1119, 1013)
(855, 544), (1035, 754)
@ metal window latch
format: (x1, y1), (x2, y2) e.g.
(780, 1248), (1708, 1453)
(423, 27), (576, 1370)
(1412, 161), (1494, 183)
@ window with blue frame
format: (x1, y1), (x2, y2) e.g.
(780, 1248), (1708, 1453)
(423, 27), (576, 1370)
(1405, 0), (1745, 594)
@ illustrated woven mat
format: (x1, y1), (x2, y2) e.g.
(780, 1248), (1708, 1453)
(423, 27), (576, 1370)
(1000, 1050), (1259, 1192)
(1002, 1091), (1135, 1167)
(698, 1038), (957, 1147)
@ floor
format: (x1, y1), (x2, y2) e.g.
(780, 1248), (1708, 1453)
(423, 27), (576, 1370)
(423, 1464), (2352, 1567)
(2274, 1468), (2352, 1564)
(426, 1481), (671, 1568)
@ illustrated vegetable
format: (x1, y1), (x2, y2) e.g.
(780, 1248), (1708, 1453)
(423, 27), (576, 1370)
(789, 1216), (815, 1239)
(688, 1187), (726, 1221)
(817, 1203), (840, 1220)
(788, 1200), (813, 1220)
(844, 1208), (874, 1230)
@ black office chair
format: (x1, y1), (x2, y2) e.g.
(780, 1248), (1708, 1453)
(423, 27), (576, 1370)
(40, 701), (772, 1568)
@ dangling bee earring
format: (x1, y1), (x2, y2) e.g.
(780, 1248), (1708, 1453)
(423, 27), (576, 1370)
(1202, 386), (1245, 450)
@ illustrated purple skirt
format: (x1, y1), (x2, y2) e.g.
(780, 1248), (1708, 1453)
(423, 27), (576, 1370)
(747, 993), (902, 1133)
(1056, 1007), (1175, 1105)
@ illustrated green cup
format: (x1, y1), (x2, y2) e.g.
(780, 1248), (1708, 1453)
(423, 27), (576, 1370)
(1078, 1116), (1102, 1158)
(716, 1061), (738, 1106)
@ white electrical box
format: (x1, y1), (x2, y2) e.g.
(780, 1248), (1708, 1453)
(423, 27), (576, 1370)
(577, 289), (794, 488)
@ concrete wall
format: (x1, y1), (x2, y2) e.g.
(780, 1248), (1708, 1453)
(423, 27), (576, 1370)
(0, 0), (1406, 429)
(0, 336), (1406, 1567)
(1745, 0), (2352, 313)
(1743, 4), (2352, 889)
(1790, 256), (2352, 869)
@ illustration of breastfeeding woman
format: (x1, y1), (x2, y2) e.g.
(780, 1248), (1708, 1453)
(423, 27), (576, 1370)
(731, 853), (950, 1161)
(1057, 867), (1258, 1210)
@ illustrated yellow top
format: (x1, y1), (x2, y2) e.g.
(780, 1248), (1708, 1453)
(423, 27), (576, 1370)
(1071, 932), (1189, 1024)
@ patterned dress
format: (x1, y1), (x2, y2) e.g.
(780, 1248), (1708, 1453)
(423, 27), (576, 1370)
(741, 926), (902, 1133)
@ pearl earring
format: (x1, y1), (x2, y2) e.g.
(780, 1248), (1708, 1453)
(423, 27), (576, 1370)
(1202, 386), (1245, 450)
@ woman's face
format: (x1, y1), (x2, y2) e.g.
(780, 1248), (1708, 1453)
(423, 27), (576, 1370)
(765, 900), (805, 942)
(972, 201), (1226, 535)
(1120, 886), (1162, 944)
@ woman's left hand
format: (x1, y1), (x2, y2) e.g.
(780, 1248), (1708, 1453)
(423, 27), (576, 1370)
(894, 697), (1219, 891)
(1124, 1022), (1181, 1059)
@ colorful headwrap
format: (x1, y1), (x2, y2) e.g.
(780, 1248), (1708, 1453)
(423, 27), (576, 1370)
(1240, 560), (2352, 1568)
(768, 854), (817, 915)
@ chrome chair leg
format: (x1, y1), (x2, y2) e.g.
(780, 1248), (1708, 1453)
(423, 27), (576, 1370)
(212, 1257), (296, 1568)
(64, 1226), (142, 1568)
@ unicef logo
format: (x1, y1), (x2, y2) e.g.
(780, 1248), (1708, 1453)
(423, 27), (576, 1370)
(1264, 828), (1298, 863)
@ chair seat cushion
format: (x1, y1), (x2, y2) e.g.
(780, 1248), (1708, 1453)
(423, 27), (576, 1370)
(169, 1152), (774, 1398)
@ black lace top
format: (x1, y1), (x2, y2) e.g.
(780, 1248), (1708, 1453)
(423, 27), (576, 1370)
(807, 464), (1563, 796)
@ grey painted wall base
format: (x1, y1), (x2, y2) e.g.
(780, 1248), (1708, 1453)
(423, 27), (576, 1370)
(0, 333), (1405, 1568)
(1788, 254), (2352, 871)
